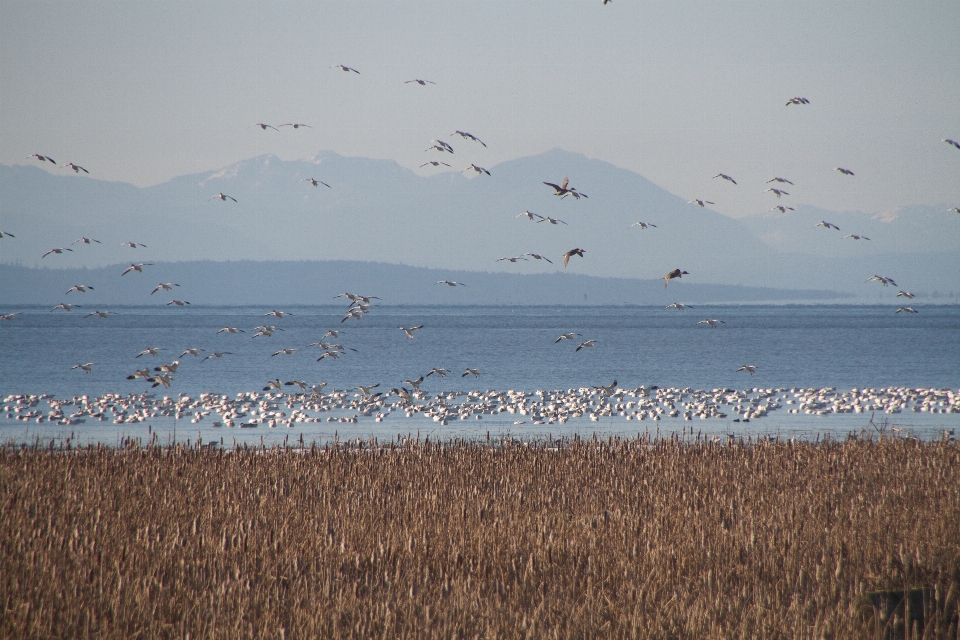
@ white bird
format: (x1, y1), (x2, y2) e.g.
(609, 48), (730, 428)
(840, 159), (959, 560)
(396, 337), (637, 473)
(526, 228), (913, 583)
(136, 347), (163, 358)
(543, 177), (587, 199)
(217, 327), (244, 334)
(498, 256), (528, 263)
(769, 206), (795, 213)
(202, 351), (233, 361)
(405, 79), (435, 85)
(463, 164), (491, 176)
(430, 140), (454, 152)
(713, 173), (737, 185)
(180, 348), (203, 357)
(897, 291), (915, 299)
(942, 139), (960, 150)
(253, 123), (279, 131)
(316, 351), (340, 361)
(425, 144), (453, 154)
(562, 248), (585, 267)
(538, 216), (567, 225)
(121, 263), (152, 276)
(948, 207), (960, 214)
(271, 348), (297, 357)
(127, 368), (151, 380)
(330, 64), (360, 74)
(767, 177), (794, 185)
(84, 310), (110, 318)
(51, 303), (79, 312)
(264, 310), (292, 319)
(27, 153), (56, 164)
(1, 313), (21, 321)
(785, 97), (810, 106)
(279, 123), (311, 129)
(555, 332), (580, 343)
(525, 253), (553, 264)
(63, 162), (89, 174)
(814, 221), (840, 231)
(166, 300), (190, 306)
(65, 285), (94, 294)
(319, 330), (340, 340)
(765, 188), (789, 198)
(437, 280), (465, 286)
(687, 199), (714, 207)
(356, 384), (380, 397)
(420, 161), (451, 168)
(665, 303), (690, 310)
(629, 221), (657, 230)
(209, 193), (237, 202)
(41, 247), (73, 258)
(150, 283), (179, 295)
(867, 275), (897, 287)
(451, 131), (486, 147)
(404, 376), (424, 390)
(462, 368), (480, 378)
(121, 241), (147, 249)
(149, 374), (173, 388)
(737, 365), (757, 375)
(423, 367), (447, 379)
(516, 211), (543, 221)
(664, 269), (689, 288)
(334, 293), (380, 304)
(399, 325), (424, 339)
(698, 319), (725, 328)
(284, 380), (308, 391)
(834, 167), (855, 176)
(576, 340), (597, 352)
(302, 178), (331, 188)
(71, 363), (95, 373)
(843, 235), (870, 241)
(896, 307), (918, 314)
(153, 360), (180, 374)
(71, 237), (101, 245)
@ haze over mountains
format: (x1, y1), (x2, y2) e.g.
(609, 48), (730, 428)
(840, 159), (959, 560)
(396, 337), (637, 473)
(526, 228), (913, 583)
(2, 149), (957, 302)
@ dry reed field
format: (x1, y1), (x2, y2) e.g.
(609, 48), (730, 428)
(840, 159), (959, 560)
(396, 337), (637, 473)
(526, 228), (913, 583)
(2, 436), (959, 639)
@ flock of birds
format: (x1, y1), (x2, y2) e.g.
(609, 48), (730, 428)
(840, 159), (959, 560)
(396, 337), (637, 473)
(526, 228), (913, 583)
(2, 61), (960, 430)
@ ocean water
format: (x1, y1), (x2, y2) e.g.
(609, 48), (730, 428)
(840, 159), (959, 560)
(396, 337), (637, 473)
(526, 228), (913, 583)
(1, 304), (958, 445)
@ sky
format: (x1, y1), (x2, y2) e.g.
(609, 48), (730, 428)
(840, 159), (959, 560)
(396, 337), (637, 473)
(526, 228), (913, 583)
(1, 1), (959, 219)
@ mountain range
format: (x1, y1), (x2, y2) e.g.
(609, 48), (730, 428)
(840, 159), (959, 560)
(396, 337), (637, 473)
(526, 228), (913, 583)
(1, 149), (957, 300)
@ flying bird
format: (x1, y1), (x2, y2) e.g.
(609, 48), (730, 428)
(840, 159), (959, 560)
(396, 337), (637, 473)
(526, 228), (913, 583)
(217, 327), (244, 334)
(426, 367), (448, 377)
(867, 275), (897, 287)
(264, 310), (292, 319)
(576, 340), (597, 352)
(897, 291), (915, 299)
(665, 303), (690, 310)
(202, 351), (233, 361)
(84, 311), (110, 318)
(555, 332), (580, 343)
(1, 313), (21, 321)
(737, 365), (757, 375)
(948, 207), (960, 214)
(136, 347), (163, 358)
(697, 319), (725, 328)
(150, 283), (179, 295)
(27, 154), (56, 164)
(121, 241), (147, 248)
(279, 123), (311, 129)
(629, 222), (657, 229)
(399, 326), (424, 339)
(180, 348), (203, 357)
(516, 211), (543, 221)
(538, 216), (567, 225)
(420, 161), (451, 168)
(41, 247), (73, 258)
(525, 253), (553, 264)
(209, 193), (237, 202)
(814, 221), (840, 231)
(71, 363), (95, 373)
(498, 256), (528, 263)
(463, 164), (490, 176)
(121, 263), (152, 276)
(834, 167), (855, 176)
(543, 177), (587, 199)
(687, 199), (714, 207)
(451, 131), (486, 147)
(785, 97), (810, 106)
(769, 206), (795, 213)
(63, 163), (88, 174)
(462, 368), (480, 378)
(166, 300), (190, 306)
(765, 188), (789, 198)
(253, 123), (279, 131)
(943, 139), (960, 150)
(425, 144), (453, 154)
(713, 173), (737, 185)
(51, 303), (79, 312)
(664, 269), (689, 288)
(405, 79), (435, 85)
(271, 348), (297, 357)
(301, 177), (331, 188)
(65, 285), (94, 294)
(0, 231), (14, 238)
(896, 307), (918, 314)
(71, 237), (101, 245)
(437, 280), (465, 286)
(767, 177), (794, 185)
(843, 235), (870, 241)
(330, 64), (360, 74)
(562, 248), (585, 267)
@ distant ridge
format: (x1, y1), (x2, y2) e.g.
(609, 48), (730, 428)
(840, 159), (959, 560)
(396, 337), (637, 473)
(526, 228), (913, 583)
(0, 260), (848, 306)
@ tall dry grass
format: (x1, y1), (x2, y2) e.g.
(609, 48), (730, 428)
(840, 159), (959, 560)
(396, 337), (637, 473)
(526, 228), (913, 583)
(1, 436), (958, 639)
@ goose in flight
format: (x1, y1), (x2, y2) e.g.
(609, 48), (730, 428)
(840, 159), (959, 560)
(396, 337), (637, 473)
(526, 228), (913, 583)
(463, 164), (490, 176)
(271, 348), (297, 357)
(538, 216), (567, 225)
(217, 327), (244, 334)
(451, 131), (486, 147)
(253, 123), (279, 131)
(319, 330), (340, 340)
(121, 263), (152, 276)
(301, 178), (331, 188)
(404, 376), (424, 391)
(765, 188), (789, 198)
(896, 290), (915, 299)
(420, 161), (451, 168)
(405, 79), (435, 85)
(437, 280), (465, 286)
(153, 360), (180, 374)
(127, 368), (151, 380)
(767, 177), (794, 185)
(65, 284), (94, 294)
(942, 139), (960, 150)
(425, 144), (453, 154)
(562, 248), (585, 267)
(688, 199), (714, 207)
(180, 348), (203, 358)
(51, 303), (80, 312)
(525, 253), (553, 264)
(895, 307), (918, 314)
(629, 222), (657, 229)
(713, 173), (737, 185)
(814, 221), (840, 230)
(316, 351), (340, 361)
(575, 340), (597, 351)
(264, 310), (292, 319)
(0, 231), (14, 238)
(737, 365), (757, 375)
(664, 269), (689, 287)
(665, 302), (690, 310)
(284, 380), (308, 392)
(399, 325), (424, 339)
(462, 368), (480, 378)
(555, 332), (580, 343)
(770, 206), (795, 213)
(1, 312), (21, 321)
(27, 153), (56, 164)
(697, 319), (725, 328)
(426, 367), (448, 377)
(595, 380), (618, 394)
(949, 207), (960, 214)
(843, 234), (870, 241)
(166, 300), (190, 306)
(149, 374), (173, 389)
(121, 241), (147, 249)
(85, 310), (110, 318)
(430, 140), (454, 152)
(136, 347), (163, 358)
(867, 275), (897, 287)
(63, 162), (89, 174)
(279, 123), (311, 129)
(834, 167), (855, 176)
(263, 379), (283, 392)
(330, 64), (360, 74)
(41, 247), (73, 258)
(786, 97), (810, 106)
(356, 383), (380, 397)
(202, 351), (233, 361)
(516, 211), (543, 221)
(150, 283), (179, 295)
(543, 177), (587, 199)
(71, 237), (101, 245)
(209, 192), (237, 202)
(498, 256), (528, 263)
(342, 308), (364, 323)
(71, 363), (95, 373)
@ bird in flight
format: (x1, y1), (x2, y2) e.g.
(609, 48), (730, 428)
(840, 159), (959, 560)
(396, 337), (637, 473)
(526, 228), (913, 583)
(217, 327), (244, 334)
(786, 97), (810, 106)
(271, 348), (297, 357)
(51, 303), (79, 312)
(71, 237), (101, 245)
(202, 351), (233, 361)
(687, 199), (714, 207)
(166, 300), (190, 306)
(767, 177), (794, 185)
(737, 365), (757, 375)
(253, 123), (279, 131)
(713, 173), (737, 185)
(150, 283), (179, 295)
(41, 247), (73, 258)
(301, 178), (331, 188)
(814, 221), (840, 231)
(209, 193), (237, 202)
(405, 79), (435, 86)
(950, 207), (960, 214)
(0, 231), (14, 238)
(576, 340), (597, 352)
(525, 253), (553, 264)
(867, 275), (897, 287)
(516, 211), (543, 221)
(180, 348), (203, 358)
(121, 263), (152, 276)
(136, 347), (163, 358)
(562, 248), (585, 267)
(895, 307), (918, 314)
(420, 161), (451, 168)
(426, 367), (448, 377)
(65, 284), (94, 294)
(437, 280), (465, 286)
(664, 269), (689, 288)
(463, 164), (490, 176)
(462, 368), (481, 378)
(555, 332), (580, 343)
(279, 123), (311, 129)
(85, 310), (110, 318)
(942, 139), (960, 150)
(769, 206), (795, 213)
(1, 313), (21, 320)
(897, 291), (915, 299)
(498, 256), (528, 263)
(425, 144), (453, 154)
(765, 188), (789, 198)
(629, 222), (657, 230)
(121, 241), (147, 249)
(71, 363), (95, 373)
(399, 325), (424, 339)
(834, 167), (855, 176)
(544, 177), (587, 199)
(63, 162), (89, 174)
(538, 216), (567, 226)
(843, 235), (870, 241)
(451, 131), (486, 147)
(330, 64), (360, 74)
(698, 319), (725, 328)
(27, 154), (56, 164)
(665, 303), (690, 310)
(264, 310), (291, 319)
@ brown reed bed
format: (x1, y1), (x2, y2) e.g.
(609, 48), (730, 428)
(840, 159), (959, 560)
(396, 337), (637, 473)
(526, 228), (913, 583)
(1, 436), (958, 639)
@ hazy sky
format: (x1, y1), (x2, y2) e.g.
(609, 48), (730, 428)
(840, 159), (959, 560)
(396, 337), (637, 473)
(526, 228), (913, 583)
(2, 1), (958, 218)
